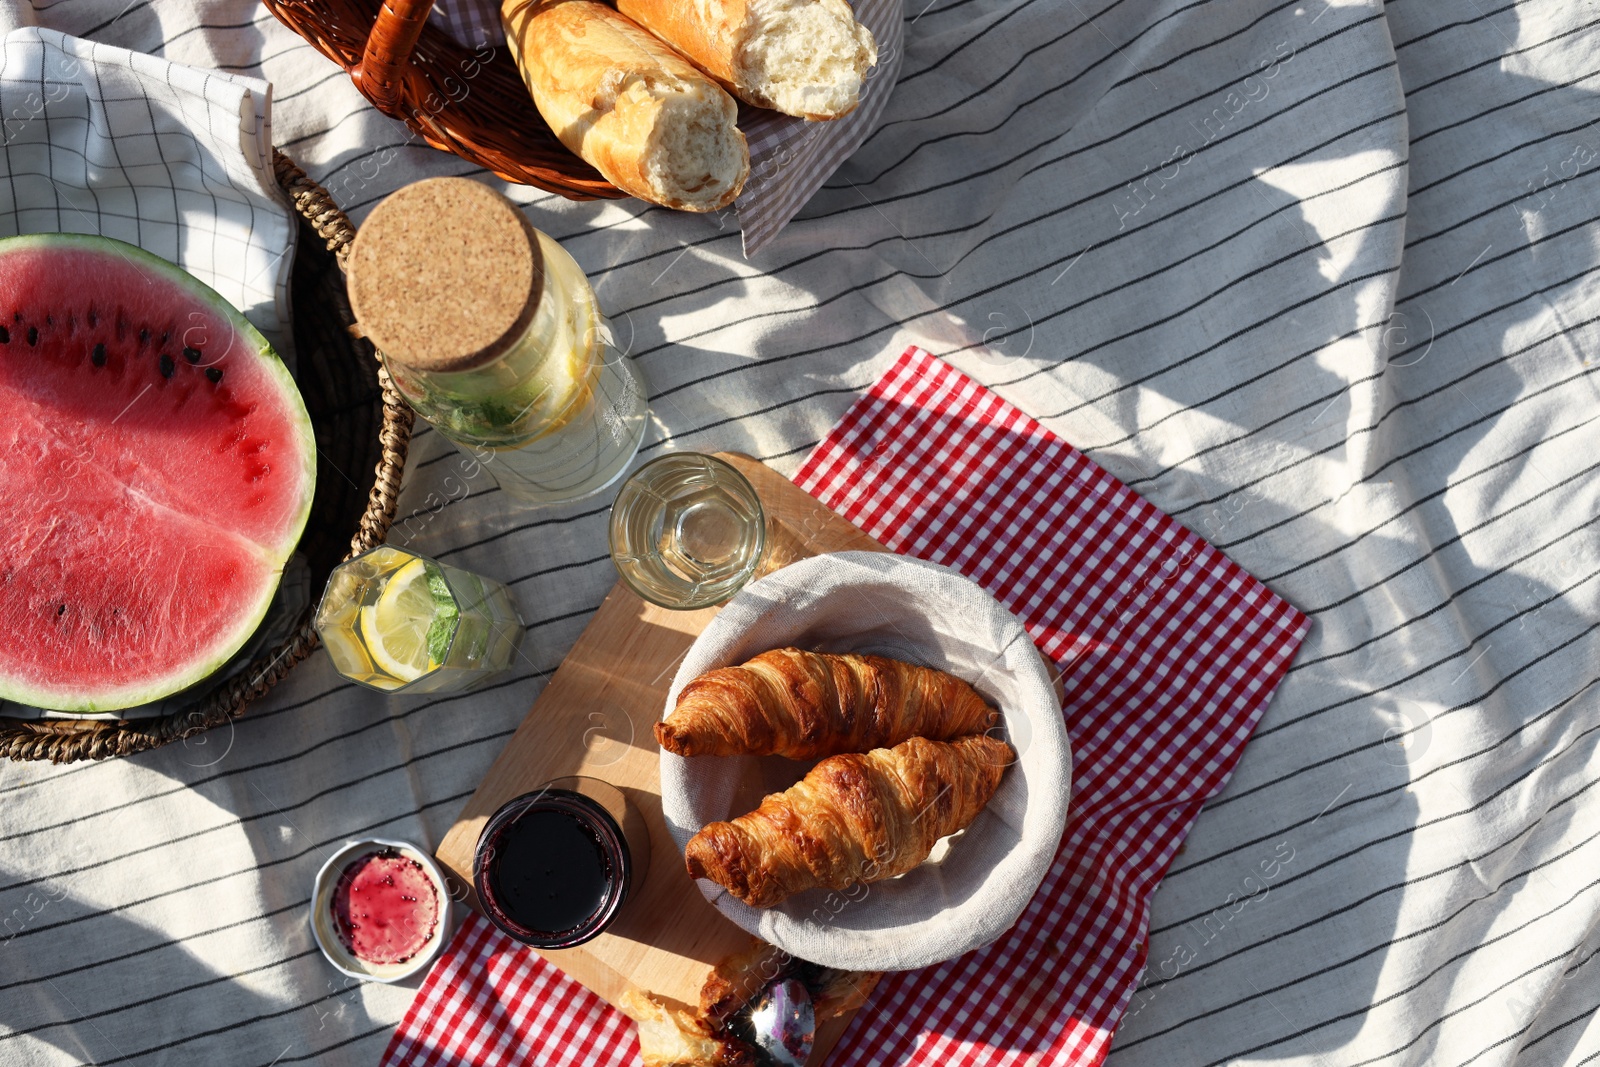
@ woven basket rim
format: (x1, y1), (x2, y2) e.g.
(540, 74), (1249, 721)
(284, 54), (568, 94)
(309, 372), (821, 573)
(261, 0), (629, 201)
(0, 150), (413, 764)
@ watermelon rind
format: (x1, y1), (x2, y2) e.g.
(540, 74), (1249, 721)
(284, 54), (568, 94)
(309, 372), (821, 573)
(0, 233), (317, 713)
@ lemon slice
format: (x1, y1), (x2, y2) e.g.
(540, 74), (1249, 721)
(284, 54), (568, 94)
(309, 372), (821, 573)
(360, 558), (455, 683)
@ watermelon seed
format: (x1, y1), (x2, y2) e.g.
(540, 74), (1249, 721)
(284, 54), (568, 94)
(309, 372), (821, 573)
(0, 326), (9, 343)
(56, 605), (64, 616)
(159, 353), (175, 378)
(183, 346), (202, 363)
(206, 367), (223, 384)
(138, 327), (149, 345)
(87, 310), (97, 327)
(160, 330), (171, 345)
(91, 343), (106, 366)
(26, 326), (38, 346)
(13, 312), (21, 322)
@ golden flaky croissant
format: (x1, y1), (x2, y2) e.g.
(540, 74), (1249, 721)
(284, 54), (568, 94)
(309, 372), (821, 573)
(684, 735), (1012, 908)
(656, 648), (998, 759)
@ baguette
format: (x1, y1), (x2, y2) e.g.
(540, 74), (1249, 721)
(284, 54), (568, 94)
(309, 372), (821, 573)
(503, 0), (750, 211)
(615, 0), (877, 120)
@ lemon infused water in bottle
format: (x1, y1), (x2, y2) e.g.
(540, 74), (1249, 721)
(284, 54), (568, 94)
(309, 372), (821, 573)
(347, 178), (646, 504)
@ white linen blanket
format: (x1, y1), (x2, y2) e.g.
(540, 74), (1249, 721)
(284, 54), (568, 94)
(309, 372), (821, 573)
(0, 1), (1596, 1066)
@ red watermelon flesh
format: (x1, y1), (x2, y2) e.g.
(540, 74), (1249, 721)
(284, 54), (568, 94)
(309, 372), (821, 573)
(0, 234), (315, 713)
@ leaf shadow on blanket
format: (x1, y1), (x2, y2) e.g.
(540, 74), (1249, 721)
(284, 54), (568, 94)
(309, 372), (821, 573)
(0, 681), (430, 1067)
(0, 868), (382, 1067)
(1098, 17), (1600, 1067)
(1090, 161), (1600, 1067)
(716, 29), (1599, 1065)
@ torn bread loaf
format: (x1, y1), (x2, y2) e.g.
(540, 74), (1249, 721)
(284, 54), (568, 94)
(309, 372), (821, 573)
(616, 0), (877, 120)
(619, 944), (881, 1066)
(503, 0), (750, 210)
(698, 935), (882, 1028)
(617, 989), (755, 1067)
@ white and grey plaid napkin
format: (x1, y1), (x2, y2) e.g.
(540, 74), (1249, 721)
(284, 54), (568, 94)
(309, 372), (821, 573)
(0, 23), (295, 347)
(431, 0), (903, 256)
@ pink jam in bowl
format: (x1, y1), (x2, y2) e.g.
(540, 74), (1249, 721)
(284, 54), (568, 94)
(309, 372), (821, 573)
(330, 848), (440, 965)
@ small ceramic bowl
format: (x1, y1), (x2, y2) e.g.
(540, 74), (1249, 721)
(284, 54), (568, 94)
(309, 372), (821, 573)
(310, 838), (452, 983)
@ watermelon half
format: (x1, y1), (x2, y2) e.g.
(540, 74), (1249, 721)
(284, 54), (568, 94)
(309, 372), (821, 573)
(0, 234), (316, 713)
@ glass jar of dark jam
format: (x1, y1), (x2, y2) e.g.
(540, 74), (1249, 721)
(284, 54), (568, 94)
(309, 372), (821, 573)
(473, 777), (650, 949)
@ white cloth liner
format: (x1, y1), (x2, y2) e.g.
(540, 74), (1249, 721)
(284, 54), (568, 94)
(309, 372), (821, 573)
(659, 551), (1071, 971)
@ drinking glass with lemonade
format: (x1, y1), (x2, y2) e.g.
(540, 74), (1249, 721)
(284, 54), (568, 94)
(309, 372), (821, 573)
(608, 453), (768, 610)
(314, 546), (524, 694)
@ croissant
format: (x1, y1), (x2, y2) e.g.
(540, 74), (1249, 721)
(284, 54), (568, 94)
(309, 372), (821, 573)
(656, 648), (998, 759)
(684, 735), (1012, 908)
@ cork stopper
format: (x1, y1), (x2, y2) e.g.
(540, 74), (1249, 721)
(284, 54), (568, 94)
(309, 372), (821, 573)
(346, 177), (544, 373)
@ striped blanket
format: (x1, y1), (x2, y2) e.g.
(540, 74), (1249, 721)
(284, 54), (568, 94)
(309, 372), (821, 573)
(0, 0), (1595, 1065)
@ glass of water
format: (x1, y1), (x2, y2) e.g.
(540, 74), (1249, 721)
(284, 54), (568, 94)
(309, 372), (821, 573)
(608, 453), (767, 610)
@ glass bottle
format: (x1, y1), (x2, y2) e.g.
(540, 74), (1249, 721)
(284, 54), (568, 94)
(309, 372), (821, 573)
(347, 178), (647, 504)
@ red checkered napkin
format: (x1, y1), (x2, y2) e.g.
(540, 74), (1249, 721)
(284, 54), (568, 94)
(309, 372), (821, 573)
(383, 346), (1310, 1067)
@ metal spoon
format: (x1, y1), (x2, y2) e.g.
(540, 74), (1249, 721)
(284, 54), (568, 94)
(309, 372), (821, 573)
(746, 977), (815, 1067)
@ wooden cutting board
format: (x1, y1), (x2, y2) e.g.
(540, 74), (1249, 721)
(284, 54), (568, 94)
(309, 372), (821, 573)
(436, 453), (887, 1065)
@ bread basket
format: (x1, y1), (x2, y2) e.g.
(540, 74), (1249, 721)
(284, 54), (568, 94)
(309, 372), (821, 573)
(0, 152), (414, 763)
(262, 0), (626, 200)
(659, 551), (1073, 971)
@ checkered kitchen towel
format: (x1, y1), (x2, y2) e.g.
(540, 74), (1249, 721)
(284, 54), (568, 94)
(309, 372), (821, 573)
(382, 345), (1310, 1067)
(428, 0), (903, 256)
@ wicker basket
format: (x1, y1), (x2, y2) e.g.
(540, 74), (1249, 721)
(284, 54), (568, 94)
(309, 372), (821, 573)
(0, 151), (415, 764)
(263, 0), (627, 201)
